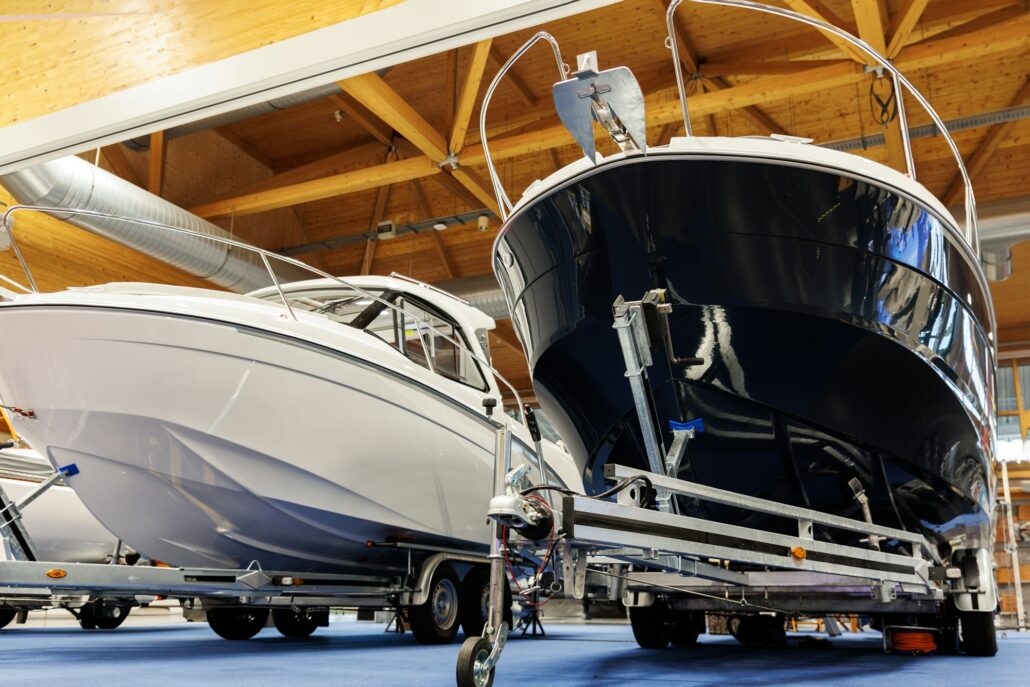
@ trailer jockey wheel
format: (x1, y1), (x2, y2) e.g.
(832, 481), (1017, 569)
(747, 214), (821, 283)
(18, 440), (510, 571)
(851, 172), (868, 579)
(460, 566), (512, 639)
(272, 607), (323, 638)
(456, 635), (495, 687)
(409, 563), (461, 645)
(0, 607), (15, 630)
(206, 606), (269, 640)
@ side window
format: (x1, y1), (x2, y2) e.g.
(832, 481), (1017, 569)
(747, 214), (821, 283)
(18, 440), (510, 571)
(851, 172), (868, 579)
(398, 297), (488, 391)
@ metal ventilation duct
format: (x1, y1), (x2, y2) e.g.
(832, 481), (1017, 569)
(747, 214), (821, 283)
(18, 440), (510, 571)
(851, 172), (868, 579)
(436, 274), (509, 321)
(0, 155), (311, 292)
(0, 154), (513, 319)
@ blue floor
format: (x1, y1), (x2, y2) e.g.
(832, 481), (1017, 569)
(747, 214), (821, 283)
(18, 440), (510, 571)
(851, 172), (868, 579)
(0, 621), (1021, 686)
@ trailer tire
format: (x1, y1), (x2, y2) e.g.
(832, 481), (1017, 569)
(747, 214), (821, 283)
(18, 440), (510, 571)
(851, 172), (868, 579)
(629, 601), (670, 649)
(272, 608), (322, 638)
(0, 607), (15, 630)
(79, 599), (131, 630)
(960, 611), (998, 657)
(206, 607), (269, 640)
(410, 563), (461, 645)
(460, 567), (512, 638)
(670, 610), (704, 646)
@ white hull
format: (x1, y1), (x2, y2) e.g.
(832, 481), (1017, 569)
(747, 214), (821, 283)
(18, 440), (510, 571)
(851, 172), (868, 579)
(0, 449), (118, 563)
(0, 287), (575, 573)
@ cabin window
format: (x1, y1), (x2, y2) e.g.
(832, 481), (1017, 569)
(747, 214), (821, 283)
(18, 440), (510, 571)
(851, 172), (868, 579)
(265, 286), (489, 392)
(396, 297), (489, 392)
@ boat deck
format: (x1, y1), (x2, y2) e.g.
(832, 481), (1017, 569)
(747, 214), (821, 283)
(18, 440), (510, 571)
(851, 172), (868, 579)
(0, 616), (1017, 686)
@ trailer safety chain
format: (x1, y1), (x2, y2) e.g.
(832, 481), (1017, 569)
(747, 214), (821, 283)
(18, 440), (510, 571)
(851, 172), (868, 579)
(590, 567), (789, 616)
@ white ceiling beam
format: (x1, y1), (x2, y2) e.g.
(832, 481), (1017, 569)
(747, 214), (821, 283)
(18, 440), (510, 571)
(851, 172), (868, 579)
(0, 0), (618, 175)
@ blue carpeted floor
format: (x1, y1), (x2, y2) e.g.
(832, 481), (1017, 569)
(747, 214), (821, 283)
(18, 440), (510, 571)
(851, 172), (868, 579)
(0, 620), (1022, 686)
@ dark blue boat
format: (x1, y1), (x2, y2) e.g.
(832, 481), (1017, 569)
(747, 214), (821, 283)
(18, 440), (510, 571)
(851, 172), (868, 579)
(492, 138), (996, 560)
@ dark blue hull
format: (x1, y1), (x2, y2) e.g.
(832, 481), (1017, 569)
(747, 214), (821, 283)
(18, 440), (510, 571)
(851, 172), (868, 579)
(494, 153), (996, 557)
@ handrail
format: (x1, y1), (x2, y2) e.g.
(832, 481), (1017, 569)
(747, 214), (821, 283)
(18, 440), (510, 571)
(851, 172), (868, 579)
(668, 0), (979, 255)
(0, 205), (526, 423)
(479, 31), (569, 221)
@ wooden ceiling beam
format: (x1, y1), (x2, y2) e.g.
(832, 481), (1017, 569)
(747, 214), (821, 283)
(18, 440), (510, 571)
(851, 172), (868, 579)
(487, 45), (537, 107)
(200, 141), (385, 204)
(213, 127), (274, 169)
(894, 11), (1028, 73)
(330, 93), (394, 147)
(913, 3), (1026, 46)
(189, 155), (439, 218)
(450, 38), (493, 155)
(492, 320), (524, 355)
(190, 17), (1029, 220)
(410, 178), (457, 279)
(885, 0), (929, 58)
(339, 71), (499, 215)
(699, 60), (849, 76)
(942, 77), (1030, 206)
(850, 0), (908, 173)
(704, 0), (1013, 63)
(100, 145), (141, 186)
(339, 72), (449, 161)
(147, 130), (166, 197)
(701, 76), (785, 135)
(445, 49), (458, 135)
(429, 170), (484, 209)
(782, 0), (871, 63)
(360, 238), (377, 275)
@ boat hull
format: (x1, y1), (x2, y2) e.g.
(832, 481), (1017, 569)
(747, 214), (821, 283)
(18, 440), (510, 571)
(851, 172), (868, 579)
(494, 153), (996, 555)
(0, 305), (527, 573)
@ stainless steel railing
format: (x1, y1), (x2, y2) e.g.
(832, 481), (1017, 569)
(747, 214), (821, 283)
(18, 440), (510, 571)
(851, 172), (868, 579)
(0, 205), (526, 419)
(479, 31), (569, 221)
(669, 0), (978, 254)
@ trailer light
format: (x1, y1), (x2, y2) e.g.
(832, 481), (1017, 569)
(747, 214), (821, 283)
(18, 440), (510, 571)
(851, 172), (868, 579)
(45, 569), (67, 579)
(790, 546), (807, 560)
(945, 567), (962, 579)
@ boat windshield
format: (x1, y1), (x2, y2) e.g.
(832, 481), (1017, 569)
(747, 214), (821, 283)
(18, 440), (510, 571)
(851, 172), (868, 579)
(271, 286), (489, 392)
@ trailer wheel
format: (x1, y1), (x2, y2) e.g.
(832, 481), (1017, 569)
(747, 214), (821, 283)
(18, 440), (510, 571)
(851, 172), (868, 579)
(272, 608), (321, 638)
(0, 607), (15, 630)
(460, 567), (512, 638)
(456, 635), (494, 687)
(629, 600), (670, 649)
(670, 610), (704, 646)
(960, 611), (998, 656)
(206, 607), (269, 640)
(728, 614), (786, 646)
(79, 599), (131, 630)
(410, 563), (461, 644)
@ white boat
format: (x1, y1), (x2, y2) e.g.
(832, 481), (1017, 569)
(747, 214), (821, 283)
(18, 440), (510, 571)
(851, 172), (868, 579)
(0, 447), (120, 563)
(0, 275), (583, 576)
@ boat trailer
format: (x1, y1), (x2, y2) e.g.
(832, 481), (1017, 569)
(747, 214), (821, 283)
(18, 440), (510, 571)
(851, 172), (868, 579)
(0, 465), (491, 636)
(455, 289), (997, 686)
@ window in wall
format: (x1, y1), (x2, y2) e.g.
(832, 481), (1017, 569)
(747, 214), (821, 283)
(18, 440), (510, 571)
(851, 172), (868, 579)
(998, 415), (1027, 462)
(998, 364), (1018, 412)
